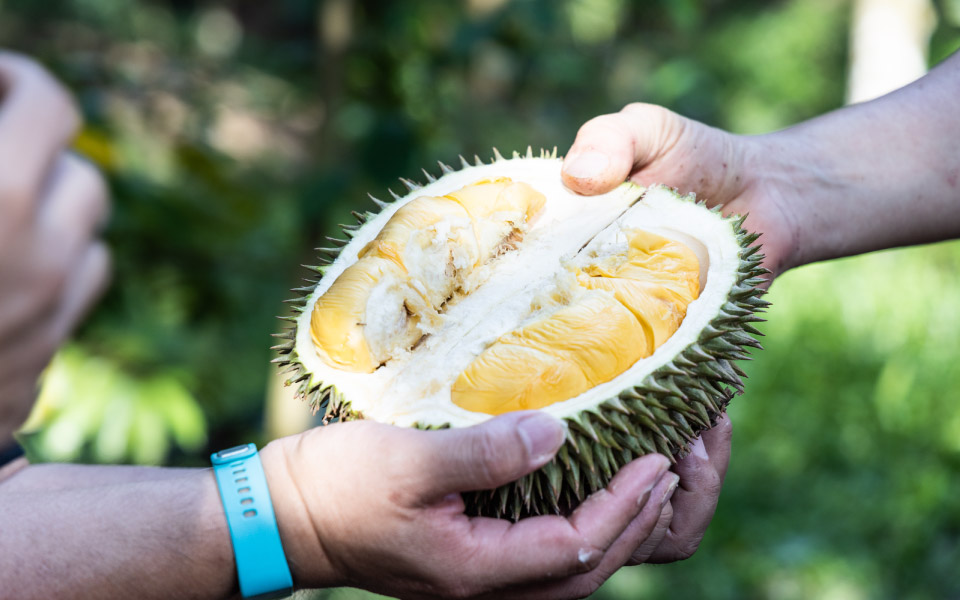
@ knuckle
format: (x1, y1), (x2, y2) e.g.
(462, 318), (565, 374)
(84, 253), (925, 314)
(0, 54), (82, 134)
(700, 469), (724, 498)
(621, 103), (685, 139)
(675, 537), (703, 561)
(576, 112), (623, 138)
(621, 101), (670, 120)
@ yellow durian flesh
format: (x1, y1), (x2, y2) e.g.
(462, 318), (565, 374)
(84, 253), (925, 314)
(451, 230), (700, 415)
(309, 256), (414, 372)
(309, 178), (546, 373)
(577, 230), (700, 353)
(450, 291), (648, 414)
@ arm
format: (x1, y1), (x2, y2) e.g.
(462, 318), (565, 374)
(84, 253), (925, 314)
(0, 52), (109, 445)
(0, 467), (238, 599)
(562, 50), (960, 278)
(559, 50), (960, 566)
(756, 50), (960, 270)
(1, 411), (676, 600)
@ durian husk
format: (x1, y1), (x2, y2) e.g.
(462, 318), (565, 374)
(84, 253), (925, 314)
(273, 148), (768, 521)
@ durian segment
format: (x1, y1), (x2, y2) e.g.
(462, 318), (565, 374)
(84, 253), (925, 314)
(445, 177), (546, 261)
(309, 256), (415, 372)
(451, 230), (700, 415)
(358, 195), (477, 309)
(309, 178), (545, 373)
(451, 291), (648, 414)
(576, 230), (700, 354)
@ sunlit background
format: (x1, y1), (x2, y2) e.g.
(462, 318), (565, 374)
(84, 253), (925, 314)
(3, 0), (960, 598)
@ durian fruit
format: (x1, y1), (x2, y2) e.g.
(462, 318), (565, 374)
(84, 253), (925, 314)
(274, 148), (768, 520)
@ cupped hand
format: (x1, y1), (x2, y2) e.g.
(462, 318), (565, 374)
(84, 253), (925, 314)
(262, 412), (677, 600)
(562, 109), (747, 565)
(561, 102), (799, 279)
(0, 52), (110, 442)
(628, 414), (733, 565)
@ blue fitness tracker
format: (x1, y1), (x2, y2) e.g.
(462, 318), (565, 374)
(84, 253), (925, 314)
(211, 443), (293, 599)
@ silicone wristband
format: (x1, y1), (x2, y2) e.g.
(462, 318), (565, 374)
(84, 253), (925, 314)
(211, 443), (293, 599)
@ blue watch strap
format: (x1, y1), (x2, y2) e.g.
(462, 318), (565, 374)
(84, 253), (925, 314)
(211, 443), (293, 599)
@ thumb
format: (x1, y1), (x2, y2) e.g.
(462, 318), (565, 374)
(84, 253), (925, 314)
(562, 103), (681, 196)
(413, 411), (566, 500)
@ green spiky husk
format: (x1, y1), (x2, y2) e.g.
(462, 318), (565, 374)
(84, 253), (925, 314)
(273, 148), (768, 521)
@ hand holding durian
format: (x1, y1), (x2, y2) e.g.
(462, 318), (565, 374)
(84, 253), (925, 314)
(256, 411), (681, 597)
(559, 50), (960, 566)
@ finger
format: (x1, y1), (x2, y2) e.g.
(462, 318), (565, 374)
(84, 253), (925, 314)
(37, 153), (110, 255)
(0, 52), (80, 219)
(478, 470), (678, 600)
(49, 240), (110, 342)
(0, 153), (109, 341)
(627, 474), (677, 565)
(461, 454), (670, 594)
(702, 412), (733, 482)
(409, 411), (566, 499)
(648, 415), (732, 563)
(561, 103), (682, 196)
(566, 472), (678, 593)
(0, 241), (109, 389)
(566, 454), (670, 554)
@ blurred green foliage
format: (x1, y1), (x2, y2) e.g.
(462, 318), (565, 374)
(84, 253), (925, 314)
(2, 0), (960, 598)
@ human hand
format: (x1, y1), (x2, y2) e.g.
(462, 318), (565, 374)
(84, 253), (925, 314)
(261, 411), (677, 599)
(628, 414), (733, 564)
(0, 52), (110, 442)
(561, 103), (797, 279)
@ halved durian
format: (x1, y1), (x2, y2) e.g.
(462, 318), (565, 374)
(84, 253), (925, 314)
(275, 149), (767, 520)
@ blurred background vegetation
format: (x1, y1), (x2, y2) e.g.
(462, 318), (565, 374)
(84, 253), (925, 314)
(3, 0), (960, 598)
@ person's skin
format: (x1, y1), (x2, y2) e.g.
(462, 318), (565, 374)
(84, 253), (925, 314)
(0, 52), (110, 445)
(3, 411), (674, 600)
(561, 49), (960, 564)
(562, 51), (960, 281)
(0, 413), (732, 599)
(0, 52), (733, 599)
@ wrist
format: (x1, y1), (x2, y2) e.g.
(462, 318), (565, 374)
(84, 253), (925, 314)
(195, 469), (242, 599)
(737, 131), (812, 276)
(260, 436), (341, 590)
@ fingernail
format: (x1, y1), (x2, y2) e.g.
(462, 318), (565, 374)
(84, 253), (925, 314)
(660, 473), (680, 507)
(563, 150), (609, 179)
(577, 548), (596, 566)
(517, 413), (565, 463)
(638, 456), (671, 505)
(690, 437), (709, 461)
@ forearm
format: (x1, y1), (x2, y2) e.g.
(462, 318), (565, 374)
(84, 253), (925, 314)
(0, 461), (196, 491)
(754, 50), (960, 270)
(0, 465), (238, 599)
